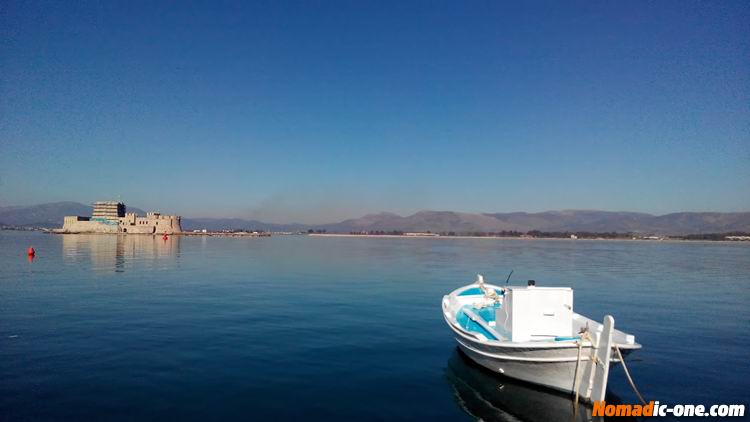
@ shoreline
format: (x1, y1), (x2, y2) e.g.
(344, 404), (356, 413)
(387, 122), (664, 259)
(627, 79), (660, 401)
(2, 229), (748, 243)
(307, 233), (750, 244)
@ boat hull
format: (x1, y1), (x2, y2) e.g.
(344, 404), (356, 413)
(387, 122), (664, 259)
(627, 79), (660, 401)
(455, 337), (587, 397)
(445, 349), (602, 422)
(446, 321), (636, 402)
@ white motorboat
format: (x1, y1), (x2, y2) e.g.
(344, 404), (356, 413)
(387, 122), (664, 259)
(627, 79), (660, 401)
(442, 275), (641, 404)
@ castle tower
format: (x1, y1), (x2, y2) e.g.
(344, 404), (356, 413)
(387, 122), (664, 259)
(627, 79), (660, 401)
(92, 201), (126, 222)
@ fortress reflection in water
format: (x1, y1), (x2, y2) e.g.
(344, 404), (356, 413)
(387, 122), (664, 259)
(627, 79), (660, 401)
(62, 234), (180, 273)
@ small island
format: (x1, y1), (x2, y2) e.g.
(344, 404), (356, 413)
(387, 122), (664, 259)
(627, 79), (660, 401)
(56, 201), (182, 235)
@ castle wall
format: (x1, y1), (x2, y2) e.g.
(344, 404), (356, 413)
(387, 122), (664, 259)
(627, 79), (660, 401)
(60, 217), (118, 233)
(118, 212), (182, 234)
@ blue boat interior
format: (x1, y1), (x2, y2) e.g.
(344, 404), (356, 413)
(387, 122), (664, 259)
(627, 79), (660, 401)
(458, 287), (504, 297)
(456, 303), (502, 340)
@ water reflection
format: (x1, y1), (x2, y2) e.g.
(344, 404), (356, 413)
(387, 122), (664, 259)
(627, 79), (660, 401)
(62, 234), (180, 273)
(445, 349), (632, 422)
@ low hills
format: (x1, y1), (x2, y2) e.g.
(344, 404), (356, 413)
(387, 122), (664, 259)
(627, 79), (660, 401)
(2, 202), (749, 235)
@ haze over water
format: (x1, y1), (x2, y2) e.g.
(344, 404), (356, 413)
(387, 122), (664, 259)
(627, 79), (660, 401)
(1, 232), (749, 420)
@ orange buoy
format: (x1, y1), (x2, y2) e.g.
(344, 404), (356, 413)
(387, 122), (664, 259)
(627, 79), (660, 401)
(27, 247), (35, 256)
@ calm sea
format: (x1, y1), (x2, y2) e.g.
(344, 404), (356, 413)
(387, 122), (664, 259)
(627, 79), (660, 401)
(1, 232), (748, 421)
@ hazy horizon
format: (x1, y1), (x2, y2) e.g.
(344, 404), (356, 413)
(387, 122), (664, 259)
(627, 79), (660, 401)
(2, 199), (750, 226)
(2, 1), (748, 224)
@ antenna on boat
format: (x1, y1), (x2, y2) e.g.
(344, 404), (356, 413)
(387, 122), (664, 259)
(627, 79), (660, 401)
(505, 270), (514, 286)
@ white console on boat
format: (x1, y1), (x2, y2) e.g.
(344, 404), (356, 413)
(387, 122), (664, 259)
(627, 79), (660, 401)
(496, 286), (573, 342)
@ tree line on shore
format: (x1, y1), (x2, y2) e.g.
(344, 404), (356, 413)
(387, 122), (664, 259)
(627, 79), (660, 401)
(329, 230), (750, 240)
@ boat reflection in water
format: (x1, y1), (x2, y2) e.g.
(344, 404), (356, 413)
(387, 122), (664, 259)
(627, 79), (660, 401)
(445, 349), (634, 422)
(62, 234), (180, 273)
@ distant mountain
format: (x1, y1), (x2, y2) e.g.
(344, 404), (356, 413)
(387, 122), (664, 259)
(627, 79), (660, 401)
(317, 210), (750, 235)
(322, 211), (509, 233)
(1, 202), (749, 234)
(0, 202), (144, 228)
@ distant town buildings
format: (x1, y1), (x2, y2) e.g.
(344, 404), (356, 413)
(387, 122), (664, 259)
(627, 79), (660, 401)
(59, 201), (182, 234)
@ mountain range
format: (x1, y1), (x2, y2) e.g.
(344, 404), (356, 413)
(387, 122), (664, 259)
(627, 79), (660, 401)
(1, 202), (749, 235)
(315, 210), (750, 235)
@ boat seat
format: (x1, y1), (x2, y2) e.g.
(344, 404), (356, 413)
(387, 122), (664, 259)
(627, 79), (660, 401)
(471, 304), (499, 323)
(461, 307), (506, 341)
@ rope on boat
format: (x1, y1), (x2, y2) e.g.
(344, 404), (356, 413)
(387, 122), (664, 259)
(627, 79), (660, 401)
(614, 344), (647, 405)
(571, 336), (647, 409)
(565, 321), (647, 418)
(572, 331), (593, 410)
(572, 338), (584, 407)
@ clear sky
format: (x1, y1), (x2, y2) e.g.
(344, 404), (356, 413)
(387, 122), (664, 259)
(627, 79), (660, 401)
(1, 1), (748, 223)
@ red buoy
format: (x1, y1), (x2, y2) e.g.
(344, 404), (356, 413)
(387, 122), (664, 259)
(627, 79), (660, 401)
(27, 247), (35, 256)
(162, 234), (168, 240)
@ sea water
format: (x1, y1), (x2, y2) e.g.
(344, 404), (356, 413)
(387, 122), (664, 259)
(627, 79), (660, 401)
(1, 232), (748, 420)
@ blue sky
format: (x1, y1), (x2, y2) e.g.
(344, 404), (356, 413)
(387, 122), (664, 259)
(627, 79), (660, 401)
(1, 1), (748, 223)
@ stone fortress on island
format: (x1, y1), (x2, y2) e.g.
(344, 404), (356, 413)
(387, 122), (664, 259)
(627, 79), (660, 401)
(58, 201), (182, 234)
